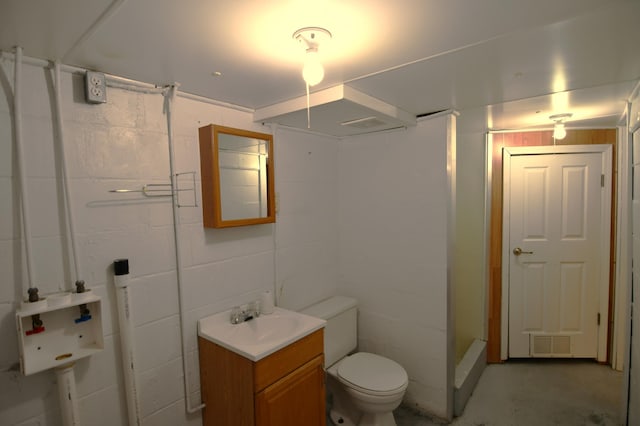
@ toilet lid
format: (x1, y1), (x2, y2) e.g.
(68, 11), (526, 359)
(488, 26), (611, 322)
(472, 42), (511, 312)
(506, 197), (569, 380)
(337, 352), (408, 392)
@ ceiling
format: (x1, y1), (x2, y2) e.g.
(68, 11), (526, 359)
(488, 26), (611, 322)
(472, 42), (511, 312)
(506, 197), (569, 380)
(1, 0), (639, 136)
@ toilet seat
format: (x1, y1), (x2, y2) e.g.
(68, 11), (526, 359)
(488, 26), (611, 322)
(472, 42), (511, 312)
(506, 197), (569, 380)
(337, 352), (408, 396)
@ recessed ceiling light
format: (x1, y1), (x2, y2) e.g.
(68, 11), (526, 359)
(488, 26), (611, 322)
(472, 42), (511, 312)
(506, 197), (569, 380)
(211, 71), (222, 77)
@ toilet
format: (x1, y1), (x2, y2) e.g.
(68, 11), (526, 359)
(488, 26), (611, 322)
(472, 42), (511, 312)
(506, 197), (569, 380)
(301, 296), (408, 426)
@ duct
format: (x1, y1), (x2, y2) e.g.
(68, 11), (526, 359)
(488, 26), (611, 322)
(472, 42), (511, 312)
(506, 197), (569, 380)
(254, 85), (416, 137)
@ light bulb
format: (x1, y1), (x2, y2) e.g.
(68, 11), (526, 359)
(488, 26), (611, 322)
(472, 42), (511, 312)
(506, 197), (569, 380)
(302, 50), (324, 86)
(553, 122), (566, 140)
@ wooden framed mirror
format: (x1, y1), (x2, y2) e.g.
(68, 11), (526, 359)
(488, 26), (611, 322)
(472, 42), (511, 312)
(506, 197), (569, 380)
(198, 124), (275, 228)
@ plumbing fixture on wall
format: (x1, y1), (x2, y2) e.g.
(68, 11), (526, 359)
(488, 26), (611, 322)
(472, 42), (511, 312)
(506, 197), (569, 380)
(13, 49), (105, 375)
(11, 48), (105, 426)
(15, 293), (104, 375)
(15, 288), (104, 426)
(74, 281), (92, 323)
(26, 288), (45, 336)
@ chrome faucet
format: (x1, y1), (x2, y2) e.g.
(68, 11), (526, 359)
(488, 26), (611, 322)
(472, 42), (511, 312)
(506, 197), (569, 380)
(230, 302), (260, 324)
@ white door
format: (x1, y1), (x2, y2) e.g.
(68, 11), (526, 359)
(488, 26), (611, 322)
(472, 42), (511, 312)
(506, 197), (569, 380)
(505, 146), (611, 359)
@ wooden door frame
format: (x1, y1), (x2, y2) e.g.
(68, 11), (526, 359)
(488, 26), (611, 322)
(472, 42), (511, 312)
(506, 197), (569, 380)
(501, 144), (612, 361)
(486, 129), (618, 363)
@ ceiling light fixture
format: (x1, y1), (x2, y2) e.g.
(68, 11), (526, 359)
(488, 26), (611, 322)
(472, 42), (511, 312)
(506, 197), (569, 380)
(549, 113), (572, 140)
(293, 27), (332, 86)
(293, 27), (332, 128)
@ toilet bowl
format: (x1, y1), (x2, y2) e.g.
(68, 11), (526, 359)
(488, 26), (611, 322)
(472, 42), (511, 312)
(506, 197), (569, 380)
(300, 296), (409, 426)
(328, 352), (408, 426)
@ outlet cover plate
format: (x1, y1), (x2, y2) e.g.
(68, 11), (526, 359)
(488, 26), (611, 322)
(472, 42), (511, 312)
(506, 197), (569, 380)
(85, 71), (107, 104)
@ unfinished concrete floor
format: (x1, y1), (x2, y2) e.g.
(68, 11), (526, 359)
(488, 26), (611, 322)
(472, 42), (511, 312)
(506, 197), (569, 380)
(395, 360), (624, 426)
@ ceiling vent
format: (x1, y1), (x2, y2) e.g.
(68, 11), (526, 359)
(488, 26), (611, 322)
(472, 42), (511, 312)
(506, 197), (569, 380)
(254, 85), (416, 137)
(340, 116), (388, 129)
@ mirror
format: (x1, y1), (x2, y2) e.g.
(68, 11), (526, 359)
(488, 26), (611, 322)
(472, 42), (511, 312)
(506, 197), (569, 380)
(198, 124), (275, 228)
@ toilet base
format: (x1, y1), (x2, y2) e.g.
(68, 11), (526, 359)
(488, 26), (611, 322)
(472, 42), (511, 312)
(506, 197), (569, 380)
(330, 409), (397, 426)
(329, 407), (357, 426)
(357, 411), (397, 426)
(330, 409), (398, 426)
(328, 383), (359, 426)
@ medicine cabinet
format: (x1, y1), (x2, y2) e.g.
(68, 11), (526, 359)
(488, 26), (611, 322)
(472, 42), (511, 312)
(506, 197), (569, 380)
(198, 125), (275, 228)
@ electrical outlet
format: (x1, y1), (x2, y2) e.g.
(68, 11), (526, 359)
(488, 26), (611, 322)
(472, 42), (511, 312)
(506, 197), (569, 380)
(85, 71), (107, 104)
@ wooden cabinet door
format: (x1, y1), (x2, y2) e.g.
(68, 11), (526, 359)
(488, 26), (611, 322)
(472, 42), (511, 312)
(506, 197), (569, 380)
(255, 355), (326, 426)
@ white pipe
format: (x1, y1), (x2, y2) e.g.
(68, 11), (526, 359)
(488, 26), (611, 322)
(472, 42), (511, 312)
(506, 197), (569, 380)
(2, 50), (254, 110)
(13, 46), (36, 295)
(2, 51), (48, 68)
(164, 84), (205, 413)
(55, 363), (81, 426)
(106, 80), (164, 94)
(113, 259), (142, 426)
(269, 123), (280, 306)
(53, 61), (81, 285)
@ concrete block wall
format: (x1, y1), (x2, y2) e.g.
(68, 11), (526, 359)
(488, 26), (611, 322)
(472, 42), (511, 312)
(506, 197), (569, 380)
(0, 58), (339, 426)
(274, 127), (340, 311)
(338, 116), (453, 419)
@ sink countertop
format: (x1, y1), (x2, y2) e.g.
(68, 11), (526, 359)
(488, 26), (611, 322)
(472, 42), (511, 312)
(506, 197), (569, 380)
(198, 307), (326, 361)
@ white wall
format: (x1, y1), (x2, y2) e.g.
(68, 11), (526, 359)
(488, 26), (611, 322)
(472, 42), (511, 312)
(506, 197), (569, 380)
(337, 116), (454, 420)
(274, 127), (340, 311)
(0, 59), (338, 426)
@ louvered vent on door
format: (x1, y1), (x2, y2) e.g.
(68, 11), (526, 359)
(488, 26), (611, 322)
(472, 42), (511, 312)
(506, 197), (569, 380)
(531, 335), (571, 357)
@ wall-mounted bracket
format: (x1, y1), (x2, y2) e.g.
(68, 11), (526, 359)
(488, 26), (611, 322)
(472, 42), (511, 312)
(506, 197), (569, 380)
(108, 171), (198, 207)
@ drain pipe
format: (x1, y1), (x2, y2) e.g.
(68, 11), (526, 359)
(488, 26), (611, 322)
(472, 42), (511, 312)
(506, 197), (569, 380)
(113, 259), (141, 426)
(164, 84), (205, 414)
(13, 46), (36, 296)
(55, 364), (81, 426)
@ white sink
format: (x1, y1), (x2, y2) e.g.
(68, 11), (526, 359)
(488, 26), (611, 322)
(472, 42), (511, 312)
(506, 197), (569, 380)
(198, 307), (326, 361)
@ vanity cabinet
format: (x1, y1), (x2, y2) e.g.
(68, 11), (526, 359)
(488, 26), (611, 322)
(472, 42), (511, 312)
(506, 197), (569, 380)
(198, 329), (325, 426)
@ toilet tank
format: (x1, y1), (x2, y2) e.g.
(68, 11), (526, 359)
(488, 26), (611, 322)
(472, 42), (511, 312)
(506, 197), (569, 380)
(300, 296), (358, 367)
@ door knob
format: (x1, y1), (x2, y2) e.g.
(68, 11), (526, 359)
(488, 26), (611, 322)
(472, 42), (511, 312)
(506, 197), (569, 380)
(513, 247), (533, 256)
